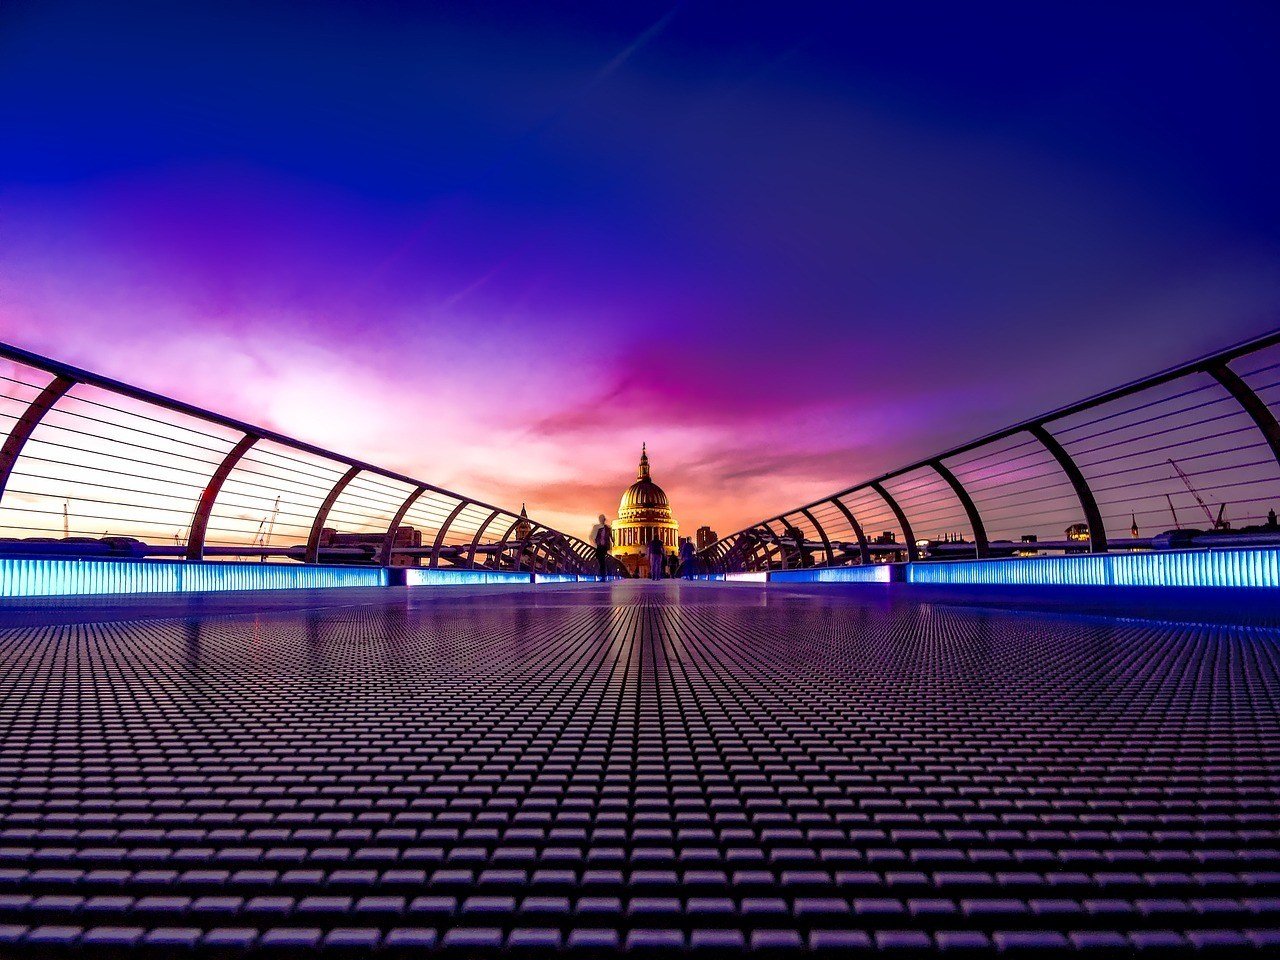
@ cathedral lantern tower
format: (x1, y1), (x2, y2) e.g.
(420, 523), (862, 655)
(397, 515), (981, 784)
(612, 444), (679, 577)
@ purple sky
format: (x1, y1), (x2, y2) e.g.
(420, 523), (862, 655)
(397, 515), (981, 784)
(1, 1), (1277, 538)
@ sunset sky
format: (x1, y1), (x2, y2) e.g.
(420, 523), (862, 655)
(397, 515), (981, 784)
(2, 1), (1278, 539)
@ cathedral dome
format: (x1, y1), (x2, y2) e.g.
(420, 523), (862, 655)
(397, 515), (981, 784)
(611, 445), (679, 575)
(620, 477), (670, 512)
(618, 445), (672, 518)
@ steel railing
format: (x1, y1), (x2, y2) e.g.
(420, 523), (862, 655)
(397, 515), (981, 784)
(0, 341), (615, 576)
(702, 329), (1280, 573)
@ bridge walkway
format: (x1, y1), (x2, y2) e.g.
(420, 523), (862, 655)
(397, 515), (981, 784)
(0, 581), (1275, 955)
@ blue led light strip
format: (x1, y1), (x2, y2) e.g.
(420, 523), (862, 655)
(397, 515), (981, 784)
(405, 569), (534, 586)
(771, 566), (893, 584)
(904, 548), (1280, 589)
(756, 548), (1280, 589)
(0, 558), (386, 597)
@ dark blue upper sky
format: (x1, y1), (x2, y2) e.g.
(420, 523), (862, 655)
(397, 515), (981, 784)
(5, 1), (1276, 216)
(1, 0), (1277, 531)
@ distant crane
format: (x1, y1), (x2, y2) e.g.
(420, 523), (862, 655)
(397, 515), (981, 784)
(1168, 458), (1231, 530)
(253, 497), (281, 549)
(1165, 493), (1180, 529)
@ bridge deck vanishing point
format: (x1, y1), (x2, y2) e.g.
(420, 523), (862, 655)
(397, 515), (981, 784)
(0, 581), (1276, 956)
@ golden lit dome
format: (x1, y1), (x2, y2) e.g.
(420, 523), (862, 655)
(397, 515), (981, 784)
(611, 444), (679, 575)
(620, 480), (669, 511)
(618, 444), (671, 516)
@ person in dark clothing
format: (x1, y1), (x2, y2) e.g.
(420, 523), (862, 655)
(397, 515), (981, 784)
(589, 515), (613, 580)
(666, 552), (679, 579)
(678, 538), (695, 579)
(647, 536), (665, 580)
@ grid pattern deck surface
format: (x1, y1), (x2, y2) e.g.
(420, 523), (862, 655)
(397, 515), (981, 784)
(0, 580), (1276, 956)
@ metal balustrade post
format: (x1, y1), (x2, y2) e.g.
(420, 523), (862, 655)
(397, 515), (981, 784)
(524, 527), (549, 573)
(539, 534), (563, 573)
(429, 500), (471, 569)
(467, 509), (502, 569)
(1028, 424), (1107, 553)
(1207, 362), (1280, 476)
(725, 536), (746, 571)
(552, 534), (579, 574)
(564, 536), (591, 574)
(537, 535), (568, 570)
(930, 459), (989, 558)
(869, 481), (919, 562)
(718, 540), (738, 573)
(527, 528), (556, 573)
(777, 518), (802, 569)
(775, 520), (804, 570)
(0, 376), (74, 506)
(493, 516), (522, 571)
(305, 466), (361, 563)
(557, 540), (576, 574)
(757, 523), (789, 570)
(187, 433), (258, 561)
(746, 531), (770, 571)
(380, 484), (427, 566)
(756, 523), (779, 569)
(758, 523), (785, 570)
(541, 530), (575, 574)
(800, 508), (834, 566)
(831, 499), (871, 565)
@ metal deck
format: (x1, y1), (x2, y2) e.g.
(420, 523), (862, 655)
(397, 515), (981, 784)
(0, 581), (1276, 955)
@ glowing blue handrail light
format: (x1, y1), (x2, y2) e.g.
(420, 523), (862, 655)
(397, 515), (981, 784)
(405, 568), (535, 586)
(771, 565), (893, 584)
(0, 558), (386, 598)
(904, 547), (1280, 589)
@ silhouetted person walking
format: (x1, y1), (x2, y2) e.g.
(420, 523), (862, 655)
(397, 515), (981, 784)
(679, 538), (695, 579)
(648, 536), (665, 580)
(590, 515), (613, 580)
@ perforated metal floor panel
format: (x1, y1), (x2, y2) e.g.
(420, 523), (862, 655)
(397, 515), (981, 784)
(0, 581), (1276, 956)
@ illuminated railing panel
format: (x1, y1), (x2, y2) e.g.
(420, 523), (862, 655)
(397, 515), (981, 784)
(941, 434), (1078, 546)
(0, 557), (386, 597)
(206, 440), (352, 558)
(3, 382), (240, 544)
(707, 330), (1280, 576)
(1051, 375), (1280, 540)
(0, 341), (595, 576)
(881, 466), (972, 552)
(322, 472), (418, 548)
(405, 568), (533, 586)
(905, 548), (1280, 589)
(770, 565), (894, 584)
